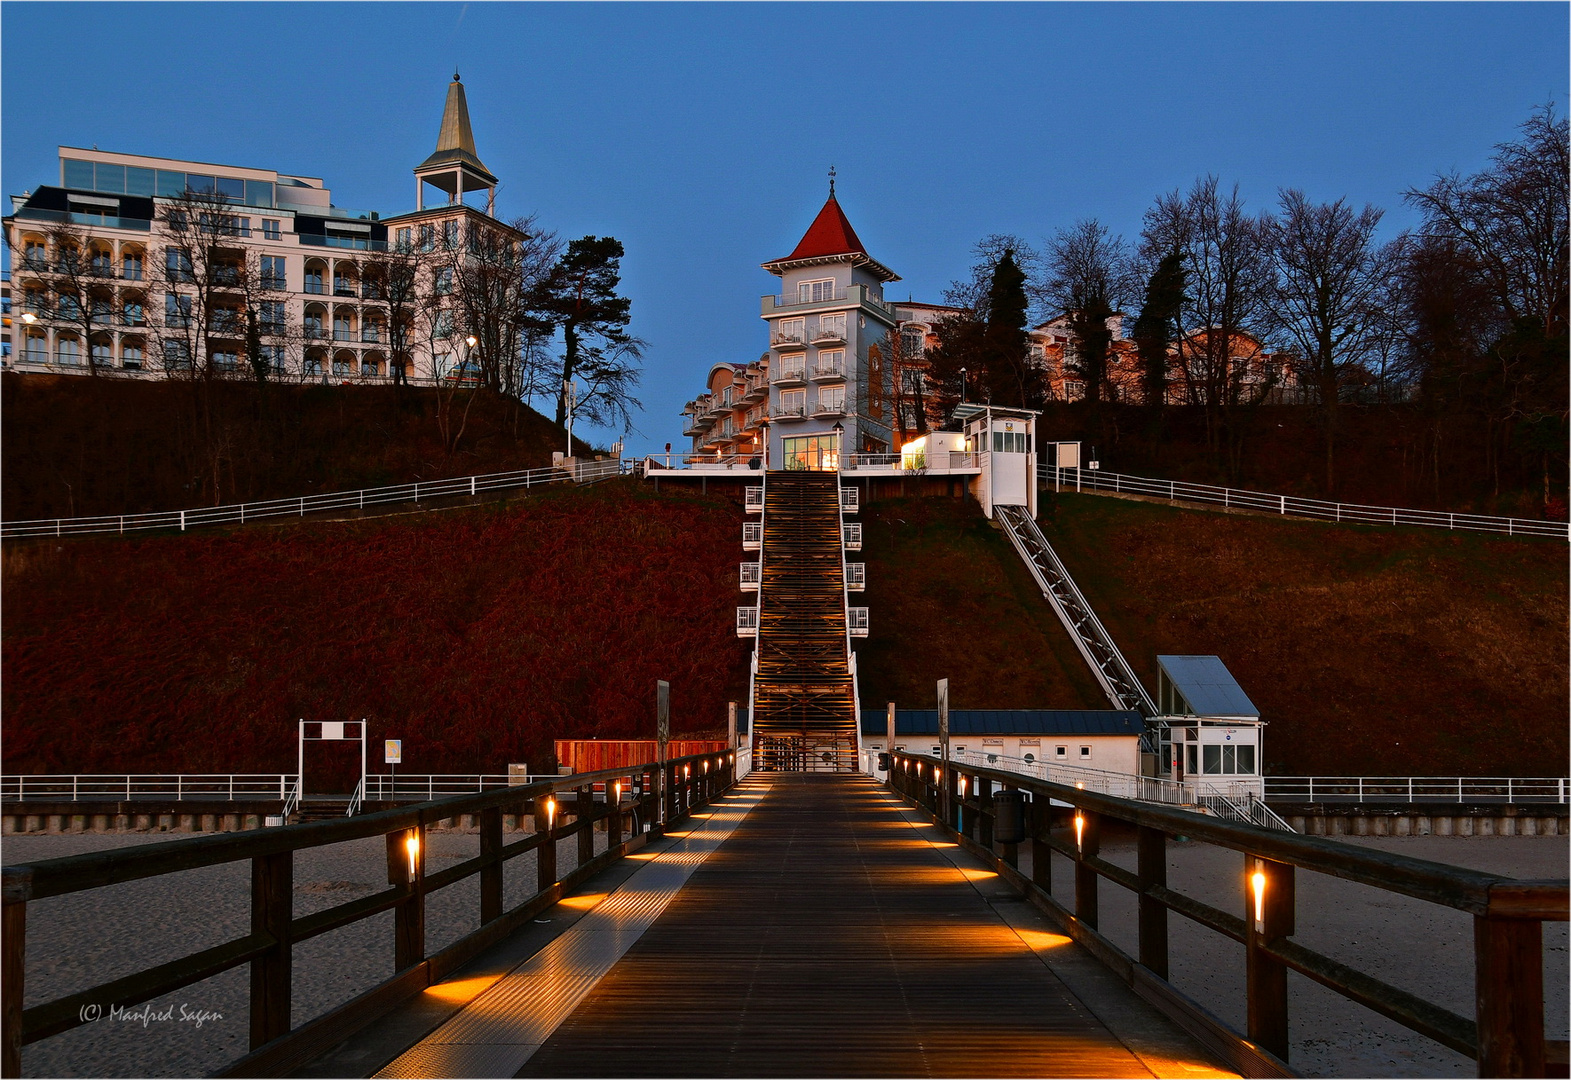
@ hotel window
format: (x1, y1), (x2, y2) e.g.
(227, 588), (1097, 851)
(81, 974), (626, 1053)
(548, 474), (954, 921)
(901, 328), (924, 356)
(23, 241), (46, 269)
(256, 344), (285, 374)
(815, 349), (844, 376)
(419, 224), (436, 252)
(162, 341), (191, 370)
(797, 278), (836, 303)
(122, 252), (143, 281)
(213, 349), (239, 372)
(443, 220), (460, 247)
(122, 343), (143, 370)
(432, 311), (453, 338)
(304, 266), (325, 294)
(816, 386), (845, 413)
(122, 299), (145, 326)
(774, 318), (805, 347)
(395, 227), (413, 252)
(261, 219), (282, 240)
(164, 293), (191, 328)
(433, 267), (453, 295)
(778, 388), (806, 416)
(778, 353), (805, 380)
(261, 256), (286, 291)
(259, 301), (286, 334)
(816, 313), (846, 340)
(165, 247), (193, 283)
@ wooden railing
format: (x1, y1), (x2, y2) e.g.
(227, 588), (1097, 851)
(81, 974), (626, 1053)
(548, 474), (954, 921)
(888, 753), (1568, 1078)
(0, 750), (738, 1078)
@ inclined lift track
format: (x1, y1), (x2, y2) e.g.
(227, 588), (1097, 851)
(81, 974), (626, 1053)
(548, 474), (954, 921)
(993, 502), (1292, 833)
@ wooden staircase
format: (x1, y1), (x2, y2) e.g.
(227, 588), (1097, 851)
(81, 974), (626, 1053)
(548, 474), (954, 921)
(752, 471), (858, 771)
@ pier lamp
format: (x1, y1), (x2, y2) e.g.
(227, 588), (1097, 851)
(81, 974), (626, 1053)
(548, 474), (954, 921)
(1251, 862), (1267, 931)
(1074, 812), (1085, 854)
(405, 833), (420, 880)
(959, 775), (968, 798)
(546, 796), (556, 830)
(614, 781), (621, 805)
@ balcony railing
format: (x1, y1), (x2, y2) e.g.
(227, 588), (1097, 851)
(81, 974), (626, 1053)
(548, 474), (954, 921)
(847, 607), (869, 637)
(361, 329), (382, 343)
(333, 329), (355, 342)
(740, 562), (761, 590)
(843, 522), (862, 550)
(812, 324), (847, 345)
(845, 563), (865, 591)
(304, 281), (327, 295)
(12, 207), (152, 231)
(771, 288), (849, 307)
(737, 607), (760, 638)
(772, 365), (806, 385)
(303, 326), (327, 340)
(299, 234), (389, 252)
(812, 398), (847, 418)
(742, 522), (762, 550)
(770, 404), (808, 421)
(811, 362), (845, 380)
(744, 487), (763, 512)
(771, 332), (807, 350)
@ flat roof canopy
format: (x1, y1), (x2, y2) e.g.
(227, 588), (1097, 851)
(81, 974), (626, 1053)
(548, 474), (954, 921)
(1157, 655), (1259, 719)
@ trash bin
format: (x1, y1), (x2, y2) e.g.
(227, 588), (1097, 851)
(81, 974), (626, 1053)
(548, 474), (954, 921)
(877, 752), (892, 772)
(993, 789), (1027, 844)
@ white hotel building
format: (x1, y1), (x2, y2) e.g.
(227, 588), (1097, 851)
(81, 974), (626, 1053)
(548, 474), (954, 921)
(3, 75), (516, 383)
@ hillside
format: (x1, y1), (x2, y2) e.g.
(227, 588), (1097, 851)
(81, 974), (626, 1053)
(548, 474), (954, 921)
(1, 374), (593, 521)
(854, 496), (1106, 711)
(1042, 492), (1568, 776)
(1, 481), (748, 777)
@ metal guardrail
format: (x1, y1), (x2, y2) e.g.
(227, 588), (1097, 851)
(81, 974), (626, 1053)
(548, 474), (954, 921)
(891, 752), (1568, 1078)
(1040, 466), (1569, 540)
(0, 459), (628, 539)
(1266, 776), (1570, 804)
(1, 774), (297, 802)
(994, 503), (1157, 718)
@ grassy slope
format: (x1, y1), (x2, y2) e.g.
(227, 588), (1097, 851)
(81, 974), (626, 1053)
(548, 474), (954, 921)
(2, 481), (748, 776)
(1042, 492), (1568, 776)
(855, 496), (1107, 712)
(1, 374), (592, 520)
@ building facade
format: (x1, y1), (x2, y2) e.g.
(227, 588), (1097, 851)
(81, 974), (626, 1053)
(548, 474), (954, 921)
(3, 75), (520, 386)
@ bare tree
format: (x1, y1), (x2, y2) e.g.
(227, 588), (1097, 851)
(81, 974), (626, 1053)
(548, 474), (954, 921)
(360, 239), (427, 388)
(1266, 190), (1403, 490)
(1044, 219), (1135, 408)
(18, 223), (121, 376)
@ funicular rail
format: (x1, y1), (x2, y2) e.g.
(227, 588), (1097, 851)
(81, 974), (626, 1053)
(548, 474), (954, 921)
(994, 503), (1156, 717)
(889, 752), (1569, 1079)
(0, 751), (739, 1078)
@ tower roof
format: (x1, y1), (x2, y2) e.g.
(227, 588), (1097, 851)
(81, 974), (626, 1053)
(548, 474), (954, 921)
(762, 194), (900, 282)
(415, 73), (497, 184)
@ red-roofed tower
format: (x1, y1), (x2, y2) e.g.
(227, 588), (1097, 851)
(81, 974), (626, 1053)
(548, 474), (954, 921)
(759, 172), (901, 470)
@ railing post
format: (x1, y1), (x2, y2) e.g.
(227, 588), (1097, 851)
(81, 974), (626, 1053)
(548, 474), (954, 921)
(607, 782), (623, 849)
(577, 786), (594, 867)
(978, 777), (994, 849)
(1246, 855), (1294, 1060)
(480, 807), (503, 924)
(1029, 795), (1051, 894)
(1137, 826), (1168, 979)
(388, 827), (425, 971)
(1475, 914), (1546, 1078)
(1074, 810), (1099, 928)
(536, 795), (557, 891)
(249, 850), (293, 1049)
(2, 896), (24, 1078)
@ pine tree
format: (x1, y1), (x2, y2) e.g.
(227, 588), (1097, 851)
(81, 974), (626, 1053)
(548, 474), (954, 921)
(981, 249), (1035, 407)
(1133, 248), (1186, 407)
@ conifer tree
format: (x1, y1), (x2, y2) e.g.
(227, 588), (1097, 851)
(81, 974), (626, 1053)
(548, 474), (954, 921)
(1134, 248), (1186, 407)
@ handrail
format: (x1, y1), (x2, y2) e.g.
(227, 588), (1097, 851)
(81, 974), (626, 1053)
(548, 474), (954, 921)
(889, 752), (1568, 1077)
(1, 458), (628, 539)
(1, 773), (299, 802)
(0, 750), (739, 1077)
(1265, 776), (1570, 804)
(1040, 465), (1568, 541)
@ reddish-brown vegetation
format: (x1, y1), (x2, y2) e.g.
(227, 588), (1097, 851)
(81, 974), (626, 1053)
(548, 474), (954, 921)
(1, 374), (591, 520)
(2, 481), (748, 776)
(1044, 492), (1568, 776)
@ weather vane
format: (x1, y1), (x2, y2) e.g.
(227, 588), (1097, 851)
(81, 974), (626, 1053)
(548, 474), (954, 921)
(828, 165), (836, 198)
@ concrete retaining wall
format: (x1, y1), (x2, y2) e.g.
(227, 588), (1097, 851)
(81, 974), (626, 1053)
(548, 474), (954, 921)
(1273, 802), (1567, 836)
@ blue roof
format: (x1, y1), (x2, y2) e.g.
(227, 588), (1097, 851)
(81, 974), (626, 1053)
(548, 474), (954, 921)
(1157, 655), (1259, 718)
(859, 709), (1144, 737)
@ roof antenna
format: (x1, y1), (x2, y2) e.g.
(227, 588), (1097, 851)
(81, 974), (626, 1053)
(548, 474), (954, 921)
(828, 164), (836, 199)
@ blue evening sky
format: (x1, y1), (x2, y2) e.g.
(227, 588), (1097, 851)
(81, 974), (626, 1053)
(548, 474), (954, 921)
(3, 2), (1565, 455)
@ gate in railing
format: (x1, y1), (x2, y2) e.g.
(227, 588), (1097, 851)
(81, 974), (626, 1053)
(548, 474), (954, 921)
(0, 750), (737, 1077)
(889, 752), (1568, 1078)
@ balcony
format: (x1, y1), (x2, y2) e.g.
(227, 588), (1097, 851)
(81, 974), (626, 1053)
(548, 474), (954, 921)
(740, 561), (761, 590)
(845, 563), (865, 592)
(681, 414), (710, 437)
(333, 329), (356, 342)
(770, 404), (808, 423)
(811, 360), (845, 381)
(840, 487), (859, 513)
(772, 364), (806, 387)
(843, 523), (862, 551)
(304, 326), (327, 341)
(848, 607), (869, 637)
(811, 398), (847, 419)
(737, 607), (759, 638)
(304, 281), (327, 295)
(740, 376), (769, 403)
(744, 487), (763, 513)
(743, 522), (762, 551)
(299, 234), (389, 252)
(761, 284), (897, 321)
(361, 328), (383, 344)
(811, 323), (847, 346)
(771, 329), (807, 351)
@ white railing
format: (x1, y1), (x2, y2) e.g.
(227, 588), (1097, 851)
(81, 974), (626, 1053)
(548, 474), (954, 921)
(840, 486), (859, 512)
(743, 522), (763, 548)
(360, 774), (544, 801)
(1, 458), (629, 539)
(845, 562), (865, 591)
(740, 561), (762, 589)
(948, 749), (1194, 805)
(848, 607), (869, 636)
(737, 606), (760, 636)
(2, 774), (298, 802)
(280, 777), (302, 821)
(745, 486), (764, 511)
(1266, 776), (1570, 804)
(1198, 786), (1295, 832)
(842, 522), (862, 550)
(1040, 466), (1568, 541)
